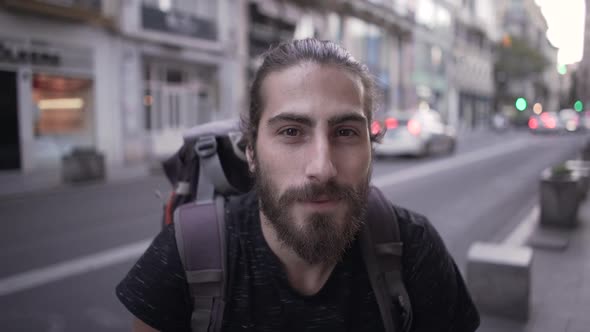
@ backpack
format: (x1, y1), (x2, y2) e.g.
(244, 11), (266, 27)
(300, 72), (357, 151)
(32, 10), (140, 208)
(161, 119), (413, 332)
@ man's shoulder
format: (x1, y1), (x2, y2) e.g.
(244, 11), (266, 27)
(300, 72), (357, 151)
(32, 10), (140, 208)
(226, 191), (259, 224)
(390, 204), (431, 236)
(228, 191), (258, 214)
(388, 204), (446, 255)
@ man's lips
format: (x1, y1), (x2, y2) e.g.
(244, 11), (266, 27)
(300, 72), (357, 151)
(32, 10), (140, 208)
(299, 197), (340, 207)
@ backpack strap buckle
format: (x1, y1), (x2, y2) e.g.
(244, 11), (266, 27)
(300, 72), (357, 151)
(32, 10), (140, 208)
(195, 135), (217, 159)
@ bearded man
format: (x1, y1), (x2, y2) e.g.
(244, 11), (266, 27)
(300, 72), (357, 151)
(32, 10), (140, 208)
(116, 38), (480, 332)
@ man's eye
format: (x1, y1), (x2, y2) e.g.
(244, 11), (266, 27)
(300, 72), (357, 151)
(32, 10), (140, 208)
(337, 129), (357, 137)
(280, 128), (300, 137)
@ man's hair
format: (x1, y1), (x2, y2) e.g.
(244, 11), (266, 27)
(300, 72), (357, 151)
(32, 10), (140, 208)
(241, 38), (381, 146)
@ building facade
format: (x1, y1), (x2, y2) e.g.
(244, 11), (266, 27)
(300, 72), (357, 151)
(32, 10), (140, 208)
(246, 0), (416, 115)
(0, 1), (122, 172)
(494, 0), (558, 122)
(117, 0), (247, 164)
(576, 0), (590, 105)
(410, 0), (454, 120)
(448, 0), (497, 130)
(0, 0), (246, 174)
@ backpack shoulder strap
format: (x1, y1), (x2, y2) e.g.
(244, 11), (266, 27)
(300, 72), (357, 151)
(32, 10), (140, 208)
(360, 186), (413, 332)
(174, 196), (228, 332)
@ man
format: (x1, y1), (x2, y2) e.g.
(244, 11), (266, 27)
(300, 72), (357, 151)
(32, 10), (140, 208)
(116, 39), (480, 332)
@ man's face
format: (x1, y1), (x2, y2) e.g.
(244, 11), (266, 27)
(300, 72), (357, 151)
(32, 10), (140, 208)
(248, 63), (373, 265)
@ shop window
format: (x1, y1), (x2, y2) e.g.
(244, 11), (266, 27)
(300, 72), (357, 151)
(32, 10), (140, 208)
(32, 73), (93, 137)
(143, 61), (217, 132)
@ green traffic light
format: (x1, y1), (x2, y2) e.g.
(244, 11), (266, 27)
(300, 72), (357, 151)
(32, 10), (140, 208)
(515, 98), (527, 111)
(557, 64), (567, 75)
(574, 100), (584, 112)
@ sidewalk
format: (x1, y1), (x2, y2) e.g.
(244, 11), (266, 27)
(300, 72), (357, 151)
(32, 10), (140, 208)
(0, 163), (160, 199)
(479, 198), (590, 331)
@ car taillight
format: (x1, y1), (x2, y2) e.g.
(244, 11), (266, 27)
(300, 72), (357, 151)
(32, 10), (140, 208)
(539, 113), (556, 129)
(407, 119), (421, 136)
(371, 121), (381, 135)
(385, 117), (398, 129)
(528, 118), (538, 129)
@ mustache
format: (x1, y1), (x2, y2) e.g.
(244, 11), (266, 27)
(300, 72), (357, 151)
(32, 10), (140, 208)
(279, 180), (358, 203)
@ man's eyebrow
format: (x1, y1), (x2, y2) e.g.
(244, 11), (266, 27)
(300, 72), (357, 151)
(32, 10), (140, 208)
(328, 113), (367, 126)
(267, 113), (315, 127)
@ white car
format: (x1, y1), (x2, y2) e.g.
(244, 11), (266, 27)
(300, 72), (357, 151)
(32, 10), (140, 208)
(559, 109), (582, 132)
(373, 110), (456, 158)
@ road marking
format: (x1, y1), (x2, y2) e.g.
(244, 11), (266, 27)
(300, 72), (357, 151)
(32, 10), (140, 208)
(503, 205), (540, 246)
(372, 136), (533, 188)
(0, 136), (536, 296)
(0, 239), (152, 297)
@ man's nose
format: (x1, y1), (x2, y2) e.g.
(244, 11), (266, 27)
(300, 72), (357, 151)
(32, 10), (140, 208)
(305, 136), (337, 183)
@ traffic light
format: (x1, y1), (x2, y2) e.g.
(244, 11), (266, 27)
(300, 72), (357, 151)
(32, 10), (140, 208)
(515, 97), (527, 111)
(574, 100), (584, 112)
(557, 64), (567, 75)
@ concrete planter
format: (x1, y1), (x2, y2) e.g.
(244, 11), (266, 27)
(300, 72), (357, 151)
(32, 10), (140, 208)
(540, 168), (581, 229)
(565, 160), (590, 200)
(466, 243), (533, 321)
(62, 147), (106, 183)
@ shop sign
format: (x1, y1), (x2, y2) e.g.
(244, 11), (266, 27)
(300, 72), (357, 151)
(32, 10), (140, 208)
(0, 41), (60, 66)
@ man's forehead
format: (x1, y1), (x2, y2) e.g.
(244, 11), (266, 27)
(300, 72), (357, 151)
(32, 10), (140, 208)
(259, 63), (365, 123)
(262, 62), (363, 91)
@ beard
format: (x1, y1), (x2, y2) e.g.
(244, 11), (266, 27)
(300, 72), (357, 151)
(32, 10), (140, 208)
(253, 158), (370, 265)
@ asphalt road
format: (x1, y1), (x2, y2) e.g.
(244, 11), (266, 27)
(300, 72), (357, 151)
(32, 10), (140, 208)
(0, 129), (587, 331)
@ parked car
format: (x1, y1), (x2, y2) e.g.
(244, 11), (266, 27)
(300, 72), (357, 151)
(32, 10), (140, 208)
(559, 108), (583, 133)
(373, 110), (456, 158)
(528, 112), (563, 134)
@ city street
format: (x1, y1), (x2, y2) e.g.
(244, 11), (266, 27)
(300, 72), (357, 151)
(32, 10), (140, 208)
(0, 129), (587, 331)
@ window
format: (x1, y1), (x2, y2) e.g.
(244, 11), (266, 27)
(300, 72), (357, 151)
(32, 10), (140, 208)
(143, 61), (218, 132)
(143, 0), (217, 18)
(141, 0), (218, 40)
(32, 73), (93, 136)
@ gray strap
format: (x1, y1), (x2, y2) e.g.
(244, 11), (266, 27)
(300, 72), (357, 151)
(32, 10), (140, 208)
(174, 201), (226, 332)
(195, 137), (215, 202)
(193, 297), (215, 331)
(363, 186), (413, 332)
(186, 270), (223, 283)
(212, 196), (227, 332)
(375, 243), (403, 256)
(360, 222), (396, 332)
(195, 136), (238, 202)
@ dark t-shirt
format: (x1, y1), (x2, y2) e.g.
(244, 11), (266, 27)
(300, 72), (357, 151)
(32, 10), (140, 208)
(116, 192), (480, 332)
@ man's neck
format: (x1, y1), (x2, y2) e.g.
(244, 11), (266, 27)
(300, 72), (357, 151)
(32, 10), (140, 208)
(259, 213), (337, 296)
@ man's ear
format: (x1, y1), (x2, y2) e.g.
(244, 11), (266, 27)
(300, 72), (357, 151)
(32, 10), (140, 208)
(246, 145), (256, 173)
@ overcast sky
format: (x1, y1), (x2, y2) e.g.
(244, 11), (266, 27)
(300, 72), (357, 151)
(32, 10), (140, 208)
(535, 0), (586, 64)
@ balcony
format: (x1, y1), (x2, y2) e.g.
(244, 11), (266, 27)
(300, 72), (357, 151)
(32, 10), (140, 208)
(288, 0), (414, 39)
